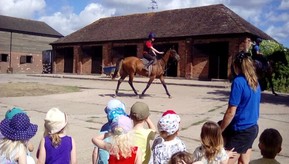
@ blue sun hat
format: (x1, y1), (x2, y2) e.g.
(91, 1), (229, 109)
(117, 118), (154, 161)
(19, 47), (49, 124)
(5, 107), (26, 120)
(104, 99), (127, 122)
(0, 113), (38, 141)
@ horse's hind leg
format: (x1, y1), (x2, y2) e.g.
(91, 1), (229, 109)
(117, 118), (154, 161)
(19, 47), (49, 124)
(115, 74), (127, 96)
(128, 74), (138, 95)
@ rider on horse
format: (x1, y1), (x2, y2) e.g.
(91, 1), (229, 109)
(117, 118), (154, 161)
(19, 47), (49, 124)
(143, 32), (164, 70)
(251, 38), (268, 70)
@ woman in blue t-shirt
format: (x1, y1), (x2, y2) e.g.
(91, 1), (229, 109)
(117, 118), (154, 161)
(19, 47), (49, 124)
(220, 51), (261, 164)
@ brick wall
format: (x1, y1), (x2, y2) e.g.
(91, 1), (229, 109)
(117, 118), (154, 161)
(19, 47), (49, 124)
(0, 31), (60, 74)
(52, 36), (247, 79)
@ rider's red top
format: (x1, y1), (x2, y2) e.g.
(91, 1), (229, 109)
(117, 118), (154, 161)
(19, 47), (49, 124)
(144, 40), (153, 53)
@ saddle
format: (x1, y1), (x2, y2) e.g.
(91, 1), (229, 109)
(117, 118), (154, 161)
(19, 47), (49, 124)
(254, 60), (268, 72)
(141, 58), (157, 65)
(140, 58), (156, 75)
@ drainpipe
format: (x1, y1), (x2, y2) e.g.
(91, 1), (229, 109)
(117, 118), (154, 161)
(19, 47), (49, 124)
(8, 32), (13, 73)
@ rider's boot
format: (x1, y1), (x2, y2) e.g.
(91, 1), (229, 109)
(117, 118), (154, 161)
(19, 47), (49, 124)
(145, 60), (154, 71)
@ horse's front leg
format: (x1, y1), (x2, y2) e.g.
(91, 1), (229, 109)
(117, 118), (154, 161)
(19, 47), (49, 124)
(139, 77), (155, 99)
(159, 75), (171, 98)
(128, 74), (138, 96)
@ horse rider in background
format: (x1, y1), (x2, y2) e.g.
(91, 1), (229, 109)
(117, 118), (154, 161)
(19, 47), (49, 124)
(251, 38), (268, 70)
(143, 32), (164, 71)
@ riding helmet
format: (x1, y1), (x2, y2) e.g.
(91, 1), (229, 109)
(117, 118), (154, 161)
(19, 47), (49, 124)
(148, 32), (156, 39)
(256, 38), (263, 43)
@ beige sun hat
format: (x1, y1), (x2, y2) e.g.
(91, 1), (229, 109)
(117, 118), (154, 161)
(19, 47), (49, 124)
(44, 108), (67, 134)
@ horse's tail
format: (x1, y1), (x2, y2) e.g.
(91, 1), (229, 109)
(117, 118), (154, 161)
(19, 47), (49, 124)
(112, 58), (123, 79)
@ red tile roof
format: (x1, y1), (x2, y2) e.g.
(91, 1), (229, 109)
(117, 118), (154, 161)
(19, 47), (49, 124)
(52, 4), (272, 44)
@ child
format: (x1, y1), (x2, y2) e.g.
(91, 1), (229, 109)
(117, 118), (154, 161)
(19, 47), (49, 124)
(92, 115), (142, 164)
(130, 101), (156, 163)
(152, 110), (186, 164)
(37, 108), (77, 164)
(250, 128), (282, 164)
(0, 112), (38, 164)
(170, 151), (193, 164)
(170, 151), (204, 164)
(193, 121), (233, 164)
(92, 99), (128, 164)
(3, 107), (34, 152)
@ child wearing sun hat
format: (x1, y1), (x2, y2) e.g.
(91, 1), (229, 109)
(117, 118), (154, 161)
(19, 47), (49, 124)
(0, 112), (38, 163)
(152, 110), (186, 164)
(92, 99), (128, 164)
(37, 108), (77, 164)
(130, 101), (156, 164)
(0, 107), (27, 140)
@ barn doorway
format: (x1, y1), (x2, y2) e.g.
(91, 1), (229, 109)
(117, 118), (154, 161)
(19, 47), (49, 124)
(42, 50), (53, 73)
(112, 45), (137, 58)
(193, 42), (228, 79)
(112, 45), (137, 65)
(155, 43), (178, 77)
(90, 46), (102, 74)
(208, 42), (229, 79)
(63, 49), (73, 73)
(55, 48), (74, 73)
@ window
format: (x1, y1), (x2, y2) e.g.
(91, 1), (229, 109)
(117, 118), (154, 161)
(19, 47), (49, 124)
(20, 55), (33, 64)
(0, 54), (8, 62)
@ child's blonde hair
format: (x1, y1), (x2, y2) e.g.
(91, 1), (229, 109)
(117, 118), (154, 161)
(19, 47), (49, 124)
(200, 121), (224, 163)
(109, 115), (134, 160)
(110, 130), (135, 160)
(0, 139), (26, 161)
(44, 126), (67, 147)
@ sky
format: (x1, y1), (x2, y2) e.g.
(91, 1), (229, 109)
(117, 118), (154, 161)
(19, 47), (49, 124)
(0, 0), (288, 48)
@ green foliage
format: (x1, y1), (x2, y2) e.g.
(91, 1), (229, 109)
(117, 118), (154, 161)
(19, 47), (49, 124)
(271, 49), (289, 93)
(272, 63), (289, 93)
(260, 40), (284, 56)
(259, 41), (289, 93)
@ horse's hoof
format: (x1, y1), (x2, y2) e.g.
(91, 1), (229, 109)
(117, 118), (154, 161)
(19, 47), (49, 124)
(168, 96), (172, 99)
(113, 94), (117, 98)
(139, 95), (144, 99)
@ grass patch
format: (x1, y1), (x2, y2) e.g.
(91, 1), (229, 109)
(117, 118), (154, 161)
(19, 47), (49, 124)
(0, 82), (80, 97)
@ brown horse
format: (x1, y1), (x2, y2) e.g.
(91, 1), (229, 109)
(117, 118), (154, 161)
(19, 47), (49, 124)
(112, 49), (180, 98)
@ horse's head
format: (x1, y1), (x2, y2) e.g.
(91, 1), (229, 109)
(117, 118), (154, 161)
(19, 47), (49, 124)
(267, 50), (288, 66)
(168, 49), (180, 62)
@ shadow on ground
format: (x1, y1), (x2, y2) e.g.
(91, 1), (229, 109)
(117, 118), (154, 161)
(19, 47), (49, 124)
(206, 89), (289, 107)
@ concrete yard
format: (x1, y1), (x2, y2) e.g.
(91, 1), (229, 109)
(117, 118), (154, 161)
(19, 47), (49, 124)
(0, 74), (288, 163)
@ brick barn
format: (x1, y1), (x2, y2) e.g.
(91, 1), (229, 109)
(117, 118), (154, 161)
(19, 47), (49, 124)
(0, 15), (63, 74)
(51, 4), (273, 80)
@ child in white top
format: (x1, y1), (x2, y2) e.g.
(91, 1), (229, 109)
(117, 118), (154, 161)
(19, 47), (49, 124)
(152, 110), (186, 164)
